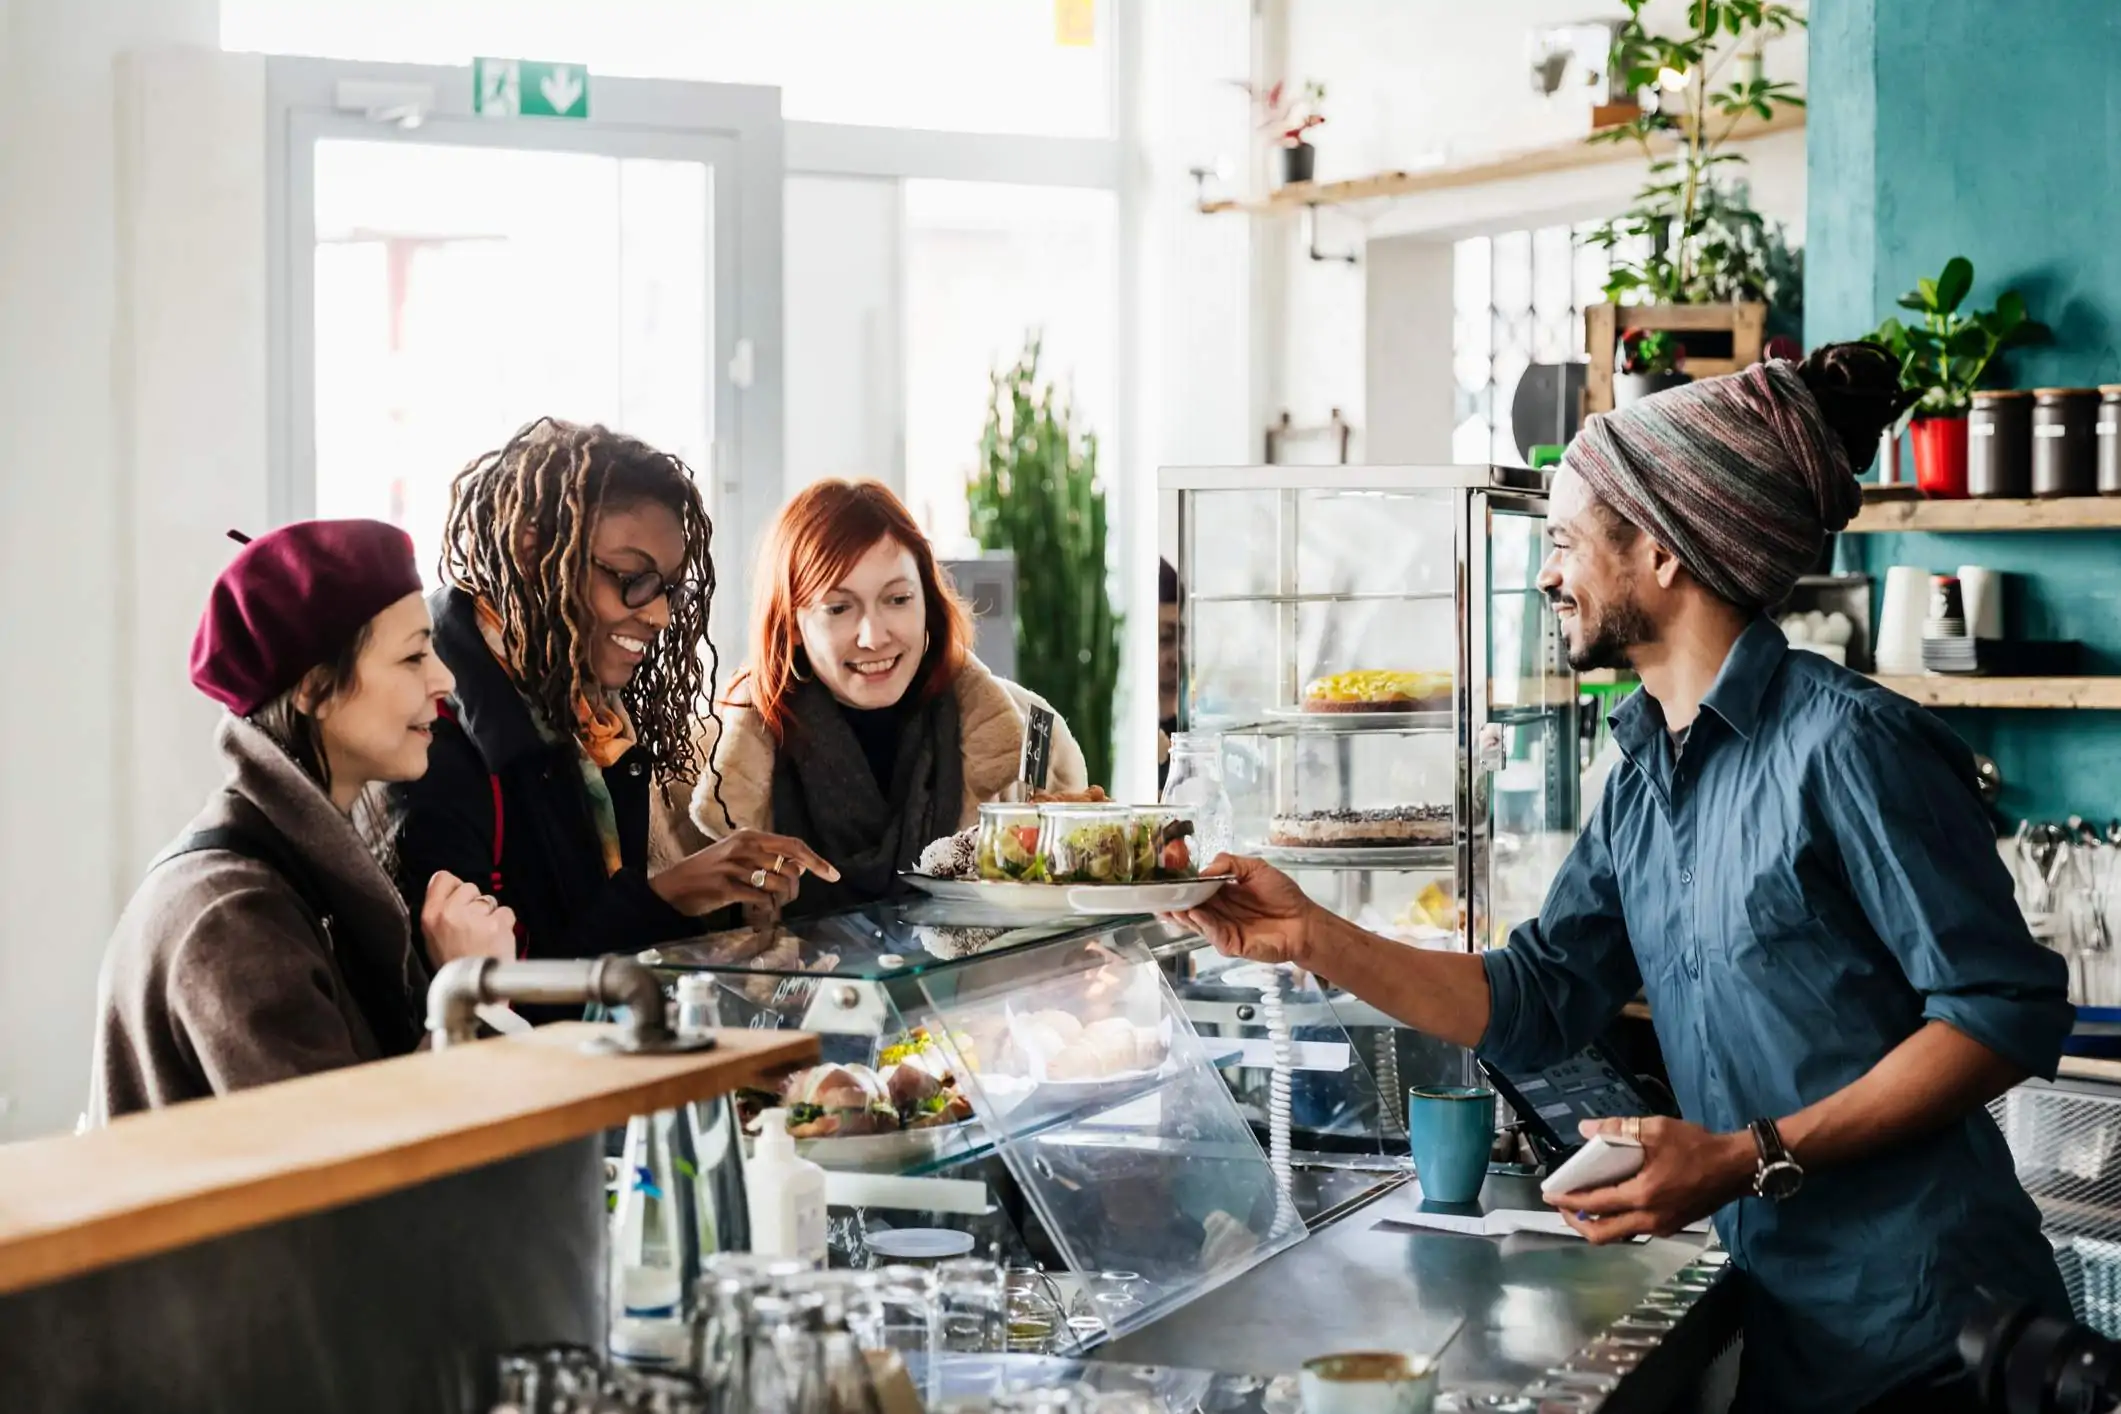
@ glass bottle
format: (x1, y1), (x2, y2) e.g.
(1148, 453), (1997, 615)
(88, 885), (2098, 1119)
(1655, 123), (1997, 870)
(613, 1109), (698, 1354)
(1160, 732), (1234, 863)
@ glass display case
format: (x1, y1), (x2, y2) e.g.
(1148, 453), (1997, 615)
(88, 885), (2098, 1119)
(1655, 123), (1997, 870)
(1163, 464), (1586, 1156)
(641, 901), (1310, 1348)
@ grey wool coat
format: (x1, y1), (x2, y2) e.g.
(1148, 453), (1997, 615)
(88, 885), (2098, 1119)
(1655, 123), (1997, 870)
(90, 716), (426, 1121)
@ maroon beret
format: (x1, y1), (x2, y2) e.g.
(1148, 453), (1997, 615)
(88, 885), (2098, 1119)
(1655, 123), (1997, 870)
(190, 520), (424, 717)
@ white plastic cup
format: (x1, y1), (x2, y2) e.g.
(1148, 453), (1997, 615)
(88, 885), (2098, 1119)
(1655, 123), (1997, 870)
(1959, 565), (2005, 640)
(1876, 566), (1930, 674)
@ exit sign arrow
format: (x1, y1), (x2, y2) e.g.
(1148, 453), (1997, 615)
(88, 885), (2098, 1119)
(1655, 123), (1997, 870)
(473, 57), (591, 120)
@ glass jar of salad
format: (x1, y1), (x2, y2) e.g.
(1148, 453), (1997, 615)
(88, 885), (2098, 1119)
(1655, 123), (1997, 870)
(1129, 807), (1198, 880)
(976, 802), (1046, 882)
(1037, 803), (1136, 884)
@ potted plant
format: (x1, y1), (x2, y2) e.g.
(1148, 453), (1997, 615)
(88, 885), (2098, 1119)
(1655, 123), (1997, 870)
(1614, 328), (1690, 406)
(1246, 80), (1327, 187)
(1581, 1), (1807, 310)
(968, 335), (1122, 790)
(1867, 256), (2047, 498)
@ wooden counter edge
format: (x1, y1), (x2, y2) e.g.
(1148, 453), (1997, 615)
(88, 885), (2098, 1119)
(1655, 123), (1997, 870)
(0, 1023), (817, 1298)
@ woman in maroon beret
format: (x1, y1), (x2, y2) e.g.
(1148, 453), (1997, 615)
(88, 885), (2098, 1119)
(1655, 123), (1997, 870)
(91, 521), (520, 1119)
(392, 418), (832, 972)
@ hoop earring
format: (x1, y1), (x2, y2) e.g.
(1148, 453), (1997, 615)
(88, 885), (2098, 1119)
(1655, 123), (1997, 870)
(790, 648), (812, 684)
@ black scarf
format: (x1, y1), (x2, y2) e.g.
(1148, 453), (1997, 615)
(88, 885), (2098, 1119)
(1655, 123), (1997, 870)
(771, 680), (964, 916)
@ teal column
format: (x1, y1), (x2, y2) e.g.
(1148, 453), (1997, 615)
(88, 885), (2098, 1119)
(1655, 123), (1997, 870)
(1805, 0), (2121, 824)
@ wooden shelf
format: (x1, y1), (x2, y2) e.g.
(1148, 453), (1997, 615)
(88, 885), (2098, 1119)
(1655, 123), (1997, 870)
(1844, 497), (2121, 533)
(1200, 110), (1803, 215)
(1868, 676), (2121, 710)
(2060, 1055), (2121, 1086)
(0, 1022), (816, 1298)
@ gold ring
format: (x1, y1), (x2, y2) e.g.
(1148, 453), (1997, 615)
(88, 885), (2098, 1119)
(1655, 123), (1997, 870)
(476, 894), (498, 913)
(771, 854), (785, 875)
(1626, 1115), (1643, 1141)
(750, 868), (770, 889)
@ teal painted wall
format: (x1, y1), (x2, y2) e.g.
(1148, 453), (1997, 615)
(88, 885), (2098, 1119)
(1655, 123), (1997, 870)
(1809, 0), (2121, 824)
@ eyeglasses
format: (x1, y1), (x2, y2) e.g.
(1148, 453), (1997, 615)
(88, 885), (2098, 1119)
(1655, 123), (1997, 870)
(594, 559), (705, 613)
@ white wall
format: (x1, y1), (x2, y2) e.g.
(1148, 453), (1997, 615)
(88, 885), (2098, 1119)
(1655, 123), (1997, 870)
(0, 0), (231, 1139)
(1126, 0), (1256, 786)
(783, 174), (904, 500)
(1272, 0), (1811, 458)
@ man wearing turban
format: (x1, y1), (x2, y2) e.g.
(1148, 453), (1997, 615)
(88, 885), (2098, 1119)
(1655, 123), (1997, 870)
(1175, 345), (2073, 1413)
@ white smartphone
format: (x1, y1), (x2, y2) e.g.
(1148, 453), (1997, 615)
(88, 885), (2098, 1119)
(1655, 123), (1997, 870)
(1539, 1133), (1645, 1199)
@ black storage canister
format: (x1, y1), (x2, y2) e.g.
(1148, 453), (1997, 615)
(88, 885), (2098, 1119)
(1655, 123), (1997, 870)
(2099, 385), (2121, 496)
(2031, 388), (2098, 497)
(1969, 390), (2033, 498)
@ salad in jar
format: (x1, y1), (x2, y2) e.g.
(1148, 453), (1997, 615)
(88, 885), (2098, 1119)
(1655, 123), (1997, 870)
(976, 802), (1046, 882)
(1129, 807), (1198, 880)
(1037, 803), (1136, 884)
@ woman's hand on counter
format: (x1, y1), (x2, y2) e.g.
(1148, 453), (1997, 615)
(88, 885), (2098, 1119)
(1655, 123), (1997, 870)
(421, 871), (520, 969)
(1165, 854), (1327, 966)
(650, 829), (839, 915)
(1544, 1115), (1755, 1244)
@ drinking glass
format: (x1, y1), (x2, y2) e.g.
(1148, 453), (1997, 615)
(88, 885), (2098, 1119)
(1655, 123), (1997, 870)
(1004, 1266), (1068, 1353)
(937, 1256), (1008, 1354)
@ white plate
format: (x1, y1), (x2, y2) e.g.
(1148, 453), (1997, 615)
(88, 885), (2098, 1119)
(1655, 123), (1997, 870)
(784, 1119), (981, 1174)
(1259, 706), (1451, 731)
(899, 874), (1227, 916)
(1258, 843), (1452, 870)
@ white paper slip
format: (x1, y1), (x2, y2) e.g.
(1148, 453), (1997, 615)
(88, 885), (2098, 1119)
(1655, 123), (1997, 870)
(1383, 1194), (1710, 1242)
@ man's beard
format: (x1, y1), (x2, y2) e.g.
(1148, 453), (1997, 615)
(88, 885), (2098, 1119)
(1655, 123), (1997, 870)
(1559, 583), (1656, 672)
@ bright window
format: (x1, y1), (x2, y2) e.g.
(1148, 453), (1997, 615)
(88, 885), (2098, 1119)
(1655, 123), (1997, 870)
(901, 180), (1118, 551)
(1452, 222), (1616, 467)
(310, 140), (712, 583)
(224, 0), (1114, 137)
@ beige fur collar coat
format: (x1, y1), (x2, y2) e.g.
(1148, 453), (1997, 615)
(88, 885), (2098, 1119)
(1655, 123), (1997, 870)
(662, 655), (1087, 855)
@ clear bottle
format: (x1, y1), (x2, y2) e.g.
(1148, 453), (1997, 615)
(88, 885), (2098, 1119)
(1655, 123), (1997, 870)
(673, 974), (751, 1261)
(1160, 731), (1234, 863)
(613, 1108), (698, 1363)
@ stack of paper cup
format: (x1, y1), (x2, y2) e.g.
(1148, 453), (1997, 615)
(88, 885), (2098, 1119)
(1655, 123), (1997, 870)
(1959, 565), (2005, 640)
(1876, 566), (1929, 675)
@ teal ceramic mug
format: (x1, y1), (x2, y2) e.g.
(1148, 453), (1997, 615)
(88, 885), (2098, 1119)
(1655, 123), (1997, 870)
(1406, 1085), (1496, 1205)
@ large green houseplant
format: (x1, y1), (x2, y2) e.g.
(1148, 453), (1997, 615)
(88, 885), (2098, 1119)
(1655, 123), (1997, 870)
(1582, 1), (1806, 329)
(968, 336), (1122, 790)
(1868, 255), (2047, 497)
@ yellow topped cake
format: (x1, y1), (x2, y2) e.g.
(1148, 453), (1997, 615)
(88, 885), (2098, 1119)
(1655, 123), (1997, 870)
(1301, 669), (1453, 713)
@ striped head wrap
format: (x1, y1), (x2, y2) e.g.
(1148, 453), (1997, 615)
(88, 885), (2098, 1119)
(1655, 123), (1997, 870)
(1566, 359), (1860, 610)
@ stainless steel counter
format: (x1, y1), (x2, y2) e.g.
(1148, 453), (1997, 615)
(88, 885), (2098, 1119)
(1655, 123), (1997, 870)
(1095, 1173), (1732, 1406)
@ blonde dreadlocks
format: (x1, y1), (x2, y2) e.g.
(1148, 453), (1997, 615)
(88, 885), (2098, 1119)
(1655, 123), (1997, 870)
(439, 418), (718, 797)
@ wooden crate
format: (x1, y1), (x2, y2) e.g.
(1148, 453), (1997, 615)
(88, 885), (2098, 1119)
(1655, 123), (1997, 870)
(1584, 302), (1766, 414)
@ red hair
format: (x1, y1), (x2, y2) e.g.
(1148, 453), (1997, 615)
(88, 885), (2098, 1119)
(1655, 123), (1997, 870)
(736, 479), (974, 743)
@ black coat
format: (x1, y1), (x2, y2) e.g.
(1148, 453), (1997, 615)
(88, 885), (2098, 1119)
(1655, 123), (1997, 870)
(391, 588), (701, 963)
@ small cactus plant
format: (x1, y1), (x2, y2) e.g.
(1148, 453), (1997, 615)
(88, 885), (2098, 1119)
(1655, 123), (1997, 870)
(968, 335), (1122, 791)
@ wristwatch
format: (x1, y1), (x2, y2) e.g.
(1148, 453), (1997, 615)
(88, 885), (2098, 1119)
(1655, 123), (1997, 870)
(1748, 1117), (1804, 1201)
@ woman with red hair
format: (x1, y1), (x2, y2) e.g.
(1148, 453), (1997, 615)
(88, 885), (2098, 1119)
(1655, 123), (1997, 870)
(683, 479), (1086, 916)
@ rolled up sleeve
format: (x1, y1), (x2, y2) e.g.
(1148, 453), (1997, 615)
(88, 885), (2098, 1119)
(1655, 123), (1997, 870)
(1478, 795), (1641, 1073)
(1823, 699), (2074, 1080)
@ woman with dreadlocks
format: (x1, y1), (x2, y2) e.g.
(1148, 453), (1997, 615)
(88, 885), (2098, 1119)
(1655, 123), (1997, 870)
(392, 418), (833, 966)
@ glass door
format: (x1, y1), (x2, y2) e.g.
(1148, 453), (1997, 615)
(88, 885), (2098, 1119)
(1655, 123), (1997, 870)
(1472, 486), (1582, 953)
(269, 57), (780, 646)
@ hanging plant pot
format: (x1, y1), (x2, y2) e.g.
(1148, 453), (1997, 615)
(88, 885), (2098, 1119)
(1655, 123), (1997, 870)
(1612, 371), (1691, 408)
(1910, 414), (1970, 498)
(1280, 141), (1316, 187)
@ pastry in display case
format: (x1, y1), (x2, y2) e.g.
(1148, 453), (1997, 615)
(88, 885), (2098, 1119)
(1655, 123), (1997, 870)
(641, 898), (1316, 1346)
(1161, 463), (1587, 1159)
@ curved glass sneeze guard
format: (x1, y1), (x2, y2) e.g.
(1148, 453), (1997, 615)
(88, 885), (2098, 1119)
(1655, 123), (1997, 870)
(641, 899), (1198, 981)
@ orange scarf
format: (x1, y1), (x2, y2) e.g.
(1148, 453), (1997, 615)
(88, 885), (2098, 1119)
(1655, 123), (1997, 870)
(471, 599), (638, 768)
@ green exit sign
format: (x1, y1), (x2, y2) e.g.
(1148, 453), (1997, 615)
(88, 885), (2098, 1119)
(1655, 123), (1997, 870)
(474, 58), (590, 119)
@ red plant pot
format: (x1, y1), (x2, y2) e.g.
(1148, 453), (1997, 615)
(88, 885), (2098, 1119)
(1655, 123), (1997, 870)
(1911, 415), (1970, 499)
